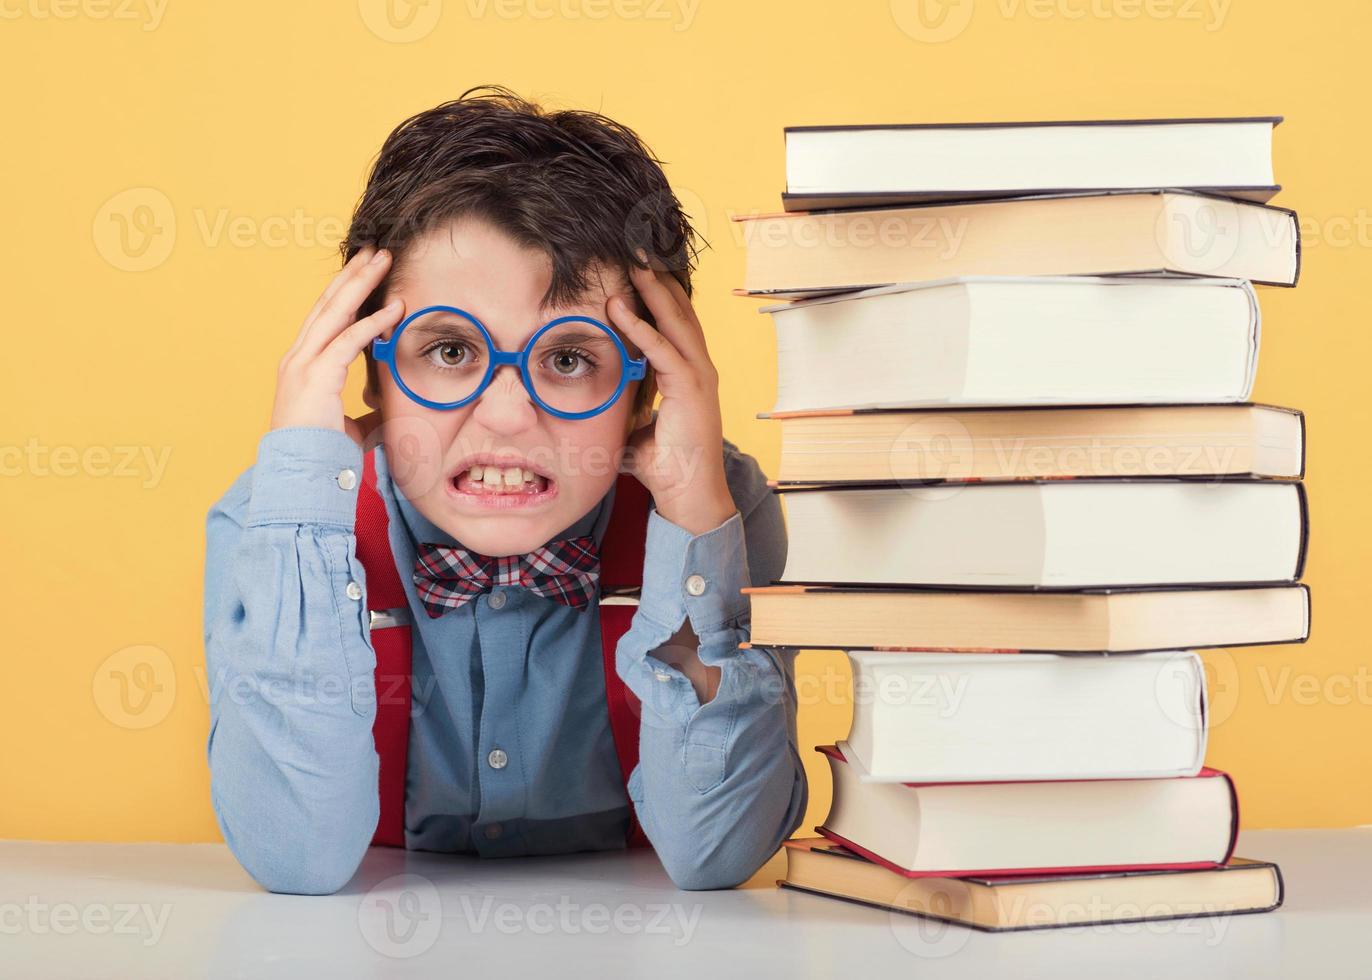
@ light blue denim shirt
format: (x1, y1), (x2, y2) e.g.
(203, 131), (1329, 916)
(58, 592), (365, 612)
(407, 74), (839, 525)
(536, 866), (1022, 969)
(202, 425), (807, 895)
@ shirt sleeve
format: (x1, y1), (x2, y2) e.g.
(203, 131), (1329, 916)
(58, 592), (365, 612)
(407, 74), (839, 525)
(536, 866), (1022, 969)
(616, 440), (808, 890)
(203, 426), (381, 895)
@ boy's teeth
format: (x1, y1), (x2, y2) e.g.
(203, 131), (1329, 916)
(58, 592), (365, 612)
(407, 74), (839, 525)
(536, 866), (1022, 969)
(465, 465), (545, 491)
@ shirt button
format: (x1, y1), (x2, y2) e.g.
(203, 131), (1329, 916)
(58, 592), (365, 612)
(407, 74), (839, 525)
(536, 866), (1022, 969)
(336, 468), (358, 491)
(484, 823), (503, 840)
(654, 671), (673, 683)
(487, 748), (508, 770)
(488, 592), (507, 610)
(685, 574), (707, 596)
(345, 581), (363, 601)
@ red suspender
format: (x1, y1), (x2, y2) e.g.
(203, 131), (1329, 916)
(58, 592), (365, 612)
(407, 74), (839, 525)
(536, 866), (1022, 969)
(354, 447), (653, 850)
(595, 474), (653, 849)
(355, 449), (413, 848)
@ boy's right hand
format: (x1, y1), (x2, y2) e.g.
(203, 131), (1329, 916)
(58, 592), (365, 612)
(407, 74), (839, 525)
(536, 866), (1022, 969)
(270, 244), (404, 447)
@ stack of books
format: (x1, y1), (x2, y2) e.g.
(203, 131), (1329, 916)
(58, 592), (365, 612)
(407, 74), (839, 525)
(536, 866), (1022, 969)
(737, 117), (1305, 932)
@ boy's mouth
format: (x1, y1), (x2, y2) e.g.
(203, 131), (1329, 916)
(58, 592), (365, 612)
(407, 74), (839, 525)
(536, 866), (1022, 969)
(454, 465), (550, 494)
(446, 454), (558, 508)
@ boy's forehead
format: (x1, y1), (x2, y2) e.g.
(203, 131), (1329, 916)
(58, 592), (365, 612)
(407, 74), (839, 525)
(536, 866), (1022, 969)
(392, 232), (636, 327)
(394, 223), (632, 315)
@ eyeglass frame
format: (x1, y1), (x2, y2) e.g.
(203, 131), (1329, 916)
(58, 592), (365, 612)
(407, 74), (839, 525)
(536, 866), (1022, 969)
(371, 304), (648, 420)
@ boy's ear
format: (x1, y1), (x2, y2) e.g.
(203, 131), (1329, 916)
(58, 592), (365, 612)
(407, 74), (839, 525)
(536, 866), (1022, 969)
(362, 357), (382, 411)
(628, 372), (657, 432)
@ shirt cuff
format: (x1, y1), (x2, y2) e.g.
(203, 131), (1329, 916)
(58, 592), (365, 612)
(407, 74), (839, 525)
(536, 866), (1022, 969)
(636, 506), (751, 640)
(245, 427), (364, 528)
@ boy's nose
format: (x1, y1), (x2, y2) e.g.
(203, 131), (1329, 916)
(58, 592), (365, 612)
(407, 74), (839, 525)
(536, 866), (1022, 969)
(470, 365), (538, 434)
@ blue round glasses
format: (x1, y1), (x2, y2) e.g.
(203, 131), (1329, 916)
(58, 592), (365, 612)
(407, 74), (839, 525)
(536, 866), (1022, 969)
(371, 305), (647, 420)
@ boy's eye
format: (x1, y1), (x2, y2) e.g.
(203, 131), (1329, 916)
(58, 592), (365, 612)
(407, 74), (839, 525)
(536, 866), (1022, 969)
(424, 340), (479, 368)
(541, 347), (595, 379)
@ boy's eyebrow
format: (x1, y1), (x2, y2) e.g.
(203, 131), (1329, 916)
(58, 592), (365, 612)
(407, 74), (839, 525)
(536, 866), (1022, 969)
(402, 315), (630, 349)
(403, 317), (482, 339)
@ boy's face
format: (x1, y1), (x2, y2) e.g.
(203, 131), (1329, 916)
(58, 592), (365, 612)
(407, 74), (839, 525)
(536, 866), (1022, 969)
(367, 215), (648, 557)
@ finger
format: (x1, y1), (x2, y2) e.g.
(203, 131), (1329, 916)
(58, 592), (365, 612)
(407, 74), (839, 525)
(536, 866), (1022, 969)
(628, 258), (690, 325)
(607, 294), (690, 377)
(291, 245), (376, 351)
(309, 245), (376, 326)
(285, 244), (379, 362)
(626, 263), (711, 365)
(299, 248), (394, 358)
(319, 298), (405, 371)
(638, 251), (700, 328)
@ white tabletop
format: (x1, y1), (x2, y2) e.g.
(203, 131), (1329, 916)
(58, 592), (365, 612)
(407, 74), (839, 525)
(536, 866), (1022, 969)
(3, 829), (1368, 978)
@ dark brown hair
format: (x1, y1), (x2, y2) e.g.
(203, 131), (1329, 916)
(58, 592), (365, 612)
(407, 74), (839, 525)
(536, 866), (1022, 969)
(344, 85), (704, 415)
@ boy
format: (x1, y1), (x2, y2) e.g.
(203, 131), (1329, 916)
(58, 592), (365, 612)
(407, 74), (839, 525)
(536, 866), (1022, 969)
(203, 86), (807, 895)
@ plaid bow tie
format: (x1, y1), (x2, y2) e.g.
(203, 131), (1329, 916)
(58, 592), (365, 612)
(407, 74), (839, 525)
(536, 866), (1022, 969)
(412, 536), (600, 617)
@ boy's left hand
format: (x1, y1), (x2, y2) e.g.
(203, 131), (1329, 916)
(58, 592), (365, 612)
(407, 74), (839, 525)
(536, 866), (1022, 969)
(608, 259), (738, 537)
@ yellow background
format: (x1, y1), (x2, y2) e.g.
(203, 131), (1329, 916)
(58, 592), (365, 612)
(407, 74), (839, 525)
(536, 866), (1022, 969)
(2, 0), (1367, 843)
